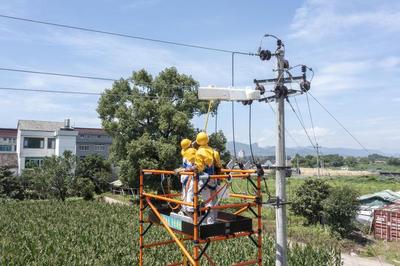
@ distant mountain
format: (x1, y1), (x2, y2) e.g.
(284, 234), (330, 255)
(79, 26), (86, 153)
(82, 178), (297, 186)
(226, 141), (387, 157)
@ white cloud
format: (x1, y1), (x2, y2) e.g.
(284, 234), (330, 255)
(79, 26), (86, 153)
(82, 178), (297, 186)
(290, 0), (400, 41)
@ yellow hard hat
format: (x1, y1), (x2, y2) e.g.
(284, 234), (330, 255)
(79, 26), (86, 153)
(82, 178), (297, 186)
(196, 132), (208, 146)
(180, 139), (191, 150)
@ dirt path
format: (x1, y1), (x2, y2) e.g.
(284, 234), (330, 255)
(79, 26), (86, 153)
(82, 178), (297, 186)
(342, 253), (393, 266)
(103, 196), (130, 206)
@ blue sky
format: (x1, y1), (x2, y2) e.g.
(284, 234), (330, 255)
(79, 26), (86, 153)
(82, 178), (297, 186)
(0, 0), (399, 152)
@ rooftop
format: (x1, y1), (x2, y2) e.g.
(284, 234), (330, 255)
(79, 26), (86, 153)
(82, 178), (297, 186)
(0, 128), (17, 137)
(18, 120), (65, 131)
(74, 127), (107, 135)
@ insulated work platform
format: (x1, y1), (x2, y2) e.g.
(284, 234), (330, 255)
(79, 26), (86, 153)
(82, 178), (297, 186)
(139, 169), (263, 266)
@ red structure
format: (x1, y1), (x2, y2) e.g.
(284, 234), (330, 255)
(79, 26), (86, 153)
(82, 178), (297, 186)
(374, 203), (400, 241)
(139, 169), (263, 266)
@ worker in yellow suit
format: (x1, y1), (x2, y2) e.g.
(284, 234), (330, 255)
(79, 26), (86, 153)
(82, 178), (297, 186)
(179, 138), (196, 215)
(193, 132), (222, 224)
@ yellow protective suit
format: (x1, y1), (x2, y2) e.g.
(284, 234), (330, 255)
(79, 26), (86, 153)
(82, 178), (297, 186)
(194, 143), (222, 224)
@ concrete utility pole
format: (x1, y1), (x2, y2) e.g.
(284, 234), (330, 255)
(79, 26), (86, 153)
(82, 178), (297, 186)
(275, 46), (288, 266)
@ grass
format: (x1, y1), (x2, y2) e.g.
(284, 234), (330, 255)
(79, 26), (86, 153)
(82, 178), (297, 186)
(233, 174), (400, 264)
(359, 240), (400, 265)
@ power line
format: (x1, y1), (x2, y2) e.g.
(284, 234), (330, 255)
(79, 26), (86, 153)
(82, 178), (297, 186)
(0, 86), (190, 99)
(248, 104), (256, 164)
(305, 92), (321, 177)
(265, 98), (302, 148)
(0, 87), (101, 95)
(0, 67), (116, 81)
(286, 98), (317, 150)
(231, 53), (238, 162)
(307, 91), (370, 154)
(0, 14), (256, 56)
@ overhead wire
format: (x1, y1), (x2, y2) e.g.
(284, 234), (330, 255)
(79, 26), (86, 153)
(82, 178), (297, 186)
(265, 98), (302, 148)
(231, 53), (238, 163)
(0, 67), (115, 81)
(248, 104), (256, 164)
(307, 91), (370, 154)
(286, 98), (317, 150)
(305, 92), (321, 176)
(0, 14), (256, 56)
(0, 86), (195, 99)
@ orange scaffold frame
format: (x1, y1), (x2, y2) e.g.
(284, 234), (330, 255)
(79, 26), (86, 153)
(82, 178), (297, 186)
(139, 169), (263, 266)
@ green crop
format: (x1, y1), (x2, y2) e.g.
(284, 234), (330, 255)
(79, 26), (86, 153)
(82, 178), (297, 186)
(0, 200), (341, 265)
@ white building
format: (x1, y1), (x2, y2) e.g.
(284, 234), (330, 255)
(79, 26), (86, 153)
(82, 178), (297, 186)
(17, 120), (78, 173)
(238, 149), (245, 159)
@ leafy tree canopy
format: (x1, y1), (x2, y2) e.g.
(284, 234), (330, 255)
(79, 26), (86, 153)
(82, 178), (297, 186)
(291, 178), (331, 225)
(97, 67), (224, 187)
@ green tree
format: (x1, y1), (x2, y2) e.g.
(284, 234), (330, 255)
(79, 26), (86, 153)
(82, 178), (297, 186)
(97, 67), (221, 187)
(323, 186), (360, 237)
(0, 166), (27, 200)
(207, 130), (231, 165)
(387, 157), (400, 166)
(21, 166), (49, 199)
(75, 177), (95, 200)
(43, 151), (76, 201)
(76, 154), (112, 193)
(31, 151), (77, 201)
(291, 178), (331, 225)
(344, 156), (357, 168)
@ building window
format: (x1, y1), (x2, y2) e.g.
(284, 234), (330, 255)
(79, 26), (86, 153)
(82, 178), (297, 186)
(79, 144), (90, 151)
(23, 137), (44, 149)
(94, 144), (105, 151)
(47, 138), (55, 149)
(0, 145), (12, 152)
(25, 157), (44, 168)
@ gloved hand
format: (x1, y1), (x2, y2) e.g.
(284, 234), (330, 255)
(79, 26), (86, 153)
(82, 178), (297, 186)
(199, 173), (210, 181)
(174, 168), (184, 175)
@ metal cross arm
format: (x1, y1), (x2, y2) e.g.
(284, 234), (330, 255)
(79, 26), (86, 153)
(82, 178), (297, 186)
(254, 76), (303, 85)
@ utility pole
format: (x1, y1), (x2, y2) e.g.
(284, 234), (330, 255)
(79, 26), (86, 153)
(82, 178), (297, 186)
(255, 34), (312, 266)
(275, 42), (288, 266)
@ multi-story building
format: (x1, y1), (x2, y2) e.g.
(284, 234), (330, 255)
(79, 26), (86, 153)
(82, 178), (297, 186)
(0, 128), (18, 171)
(75, 127), (112, 159)
(0, 119), (113, 174)
(16, 120), (78, 173)
(0, 128), (17, 152)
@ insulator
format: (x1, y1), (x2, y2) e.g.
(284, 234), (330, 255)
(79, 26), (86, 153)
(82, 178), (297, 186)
(255, 84), (265, 95)
(259, 49), (272, 61)
(274, 85), (288, 98)
(301, 65), (307, 73)
(300, 80), (311, 92)
(283, 60), (289, 69)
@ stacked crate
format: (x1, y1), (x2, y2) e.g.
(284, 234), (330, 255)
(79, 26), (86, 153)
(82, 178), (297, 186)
(374, 203), (400, 241)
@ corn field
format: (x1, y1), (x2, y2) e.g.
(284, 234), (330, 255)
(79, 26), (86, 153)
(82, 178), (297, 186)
(0, 200), (341, 265)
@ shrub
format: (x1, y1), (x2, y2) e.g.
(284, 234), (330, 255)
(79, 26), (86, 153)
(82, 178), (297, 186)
(291, 178), (331, 225)
(0, 167), (27, 200)
(75, 178), (95, 200)
(323, 186), (360, 237)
